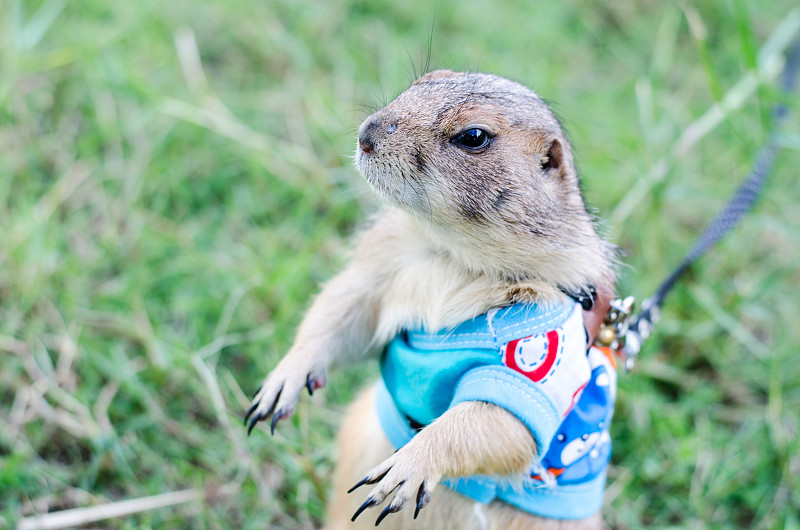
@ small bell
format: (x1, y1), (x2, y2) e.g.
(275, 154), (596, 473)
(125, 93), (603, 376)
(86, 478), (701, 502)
(593, 296), (635, 354)
(596, 325), (618, 347)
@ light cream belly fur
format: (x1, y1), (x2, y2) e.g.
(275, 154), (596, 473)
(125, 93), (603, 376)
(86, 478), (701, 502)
(325, 386), (604, 530)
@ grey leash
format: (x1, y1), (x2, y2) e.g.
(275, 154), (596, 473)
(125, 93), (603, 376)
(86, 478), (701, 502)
(597, 36), (800, 369)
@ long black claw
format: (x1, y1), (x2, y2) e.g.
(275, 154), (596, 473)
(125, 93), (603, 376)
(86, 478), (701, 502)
(375, 502), (402, 526)
(247, 413), (262, 436)
(348, 469), (389, 494)
(270, 410), (283, 435)
(348, 477), (370, 494)
(244, 402), (259, 426)
(245, 386), (283, 436)
(351, 497), (377, 522)
(305, 374), (314, 396)
(414, 483), (431, 519)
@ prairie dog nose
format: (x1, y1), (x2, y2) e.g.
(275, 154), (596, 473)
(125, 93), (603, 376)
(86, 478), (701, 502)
(358, 117), (398, 154)
(357, 117), (380, 154)
(358, 138), (374, 154)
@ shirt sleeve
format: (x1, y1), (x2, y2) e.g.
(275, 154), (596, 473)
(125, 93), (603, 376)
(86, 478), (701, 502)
(449, 305), (592, 456)
(449, 365), (561, 455)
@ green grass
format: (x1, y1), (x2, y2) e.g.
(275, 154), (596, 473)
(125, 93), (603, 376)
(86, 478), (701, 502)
(1, 0), (799, 528)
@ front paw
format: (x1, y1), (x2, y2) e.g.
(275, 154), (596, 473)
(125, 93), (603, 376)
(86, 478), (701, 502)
(245, 357), (326, 436)
(348, 444), (439, 525)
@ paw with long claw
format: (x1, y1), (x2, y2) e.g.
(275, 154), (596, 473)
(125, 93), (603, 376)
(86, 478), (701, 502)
(348, 446), (439, 525)
(244, 356), (326, 436)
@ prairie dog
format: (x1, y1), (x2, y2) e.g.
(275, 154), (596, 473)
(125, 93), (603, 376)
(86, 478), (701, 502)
(246, 70), (616, 529)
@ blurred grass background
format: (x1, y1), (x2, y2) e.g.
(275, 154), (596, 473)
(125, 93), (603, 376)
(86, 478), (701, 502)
(1, 0), (799, 528)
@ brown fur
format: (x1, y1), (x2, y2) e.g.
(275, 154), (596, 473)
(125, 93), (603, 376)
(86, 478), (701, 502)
(248, 70), (615, 529)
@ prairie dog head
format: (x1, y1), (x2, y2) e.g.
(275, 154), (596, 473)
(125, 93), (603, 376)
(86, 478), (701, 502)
(355, 70), (614, 294)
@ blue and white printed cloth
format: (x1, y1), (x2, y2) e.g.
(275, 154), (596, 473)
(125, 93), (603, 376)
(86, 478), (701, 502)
(376, 301), (617, 519)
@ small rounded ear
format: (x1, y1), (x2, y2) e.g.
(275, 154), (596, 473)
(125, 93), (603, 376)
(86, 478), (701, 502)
(541, 139), (564, 173)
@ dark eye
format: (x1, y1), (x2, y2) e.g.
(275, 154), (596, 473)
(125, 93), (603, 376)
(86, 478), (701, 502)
(453, 128), (491, 151)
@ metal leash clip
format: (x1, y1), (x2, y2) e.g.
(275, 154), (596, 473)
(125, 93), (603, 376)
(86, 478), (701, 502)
(593, 296), (637, 370)
(622, 297), (660, 370)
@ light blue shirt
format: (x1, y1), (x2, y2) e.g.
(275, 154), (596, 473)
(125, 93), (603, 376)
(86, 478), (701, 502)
(376, 301), (616, 520)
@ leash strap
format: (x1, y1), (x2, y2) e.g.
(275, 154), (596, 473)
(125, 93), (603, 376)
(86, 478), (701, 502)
(604, 36), (800, 369)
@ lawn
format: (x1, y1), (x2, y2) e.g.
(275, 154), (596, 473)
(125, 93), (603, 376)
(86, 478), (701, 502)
(1, 0), (799, 528)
